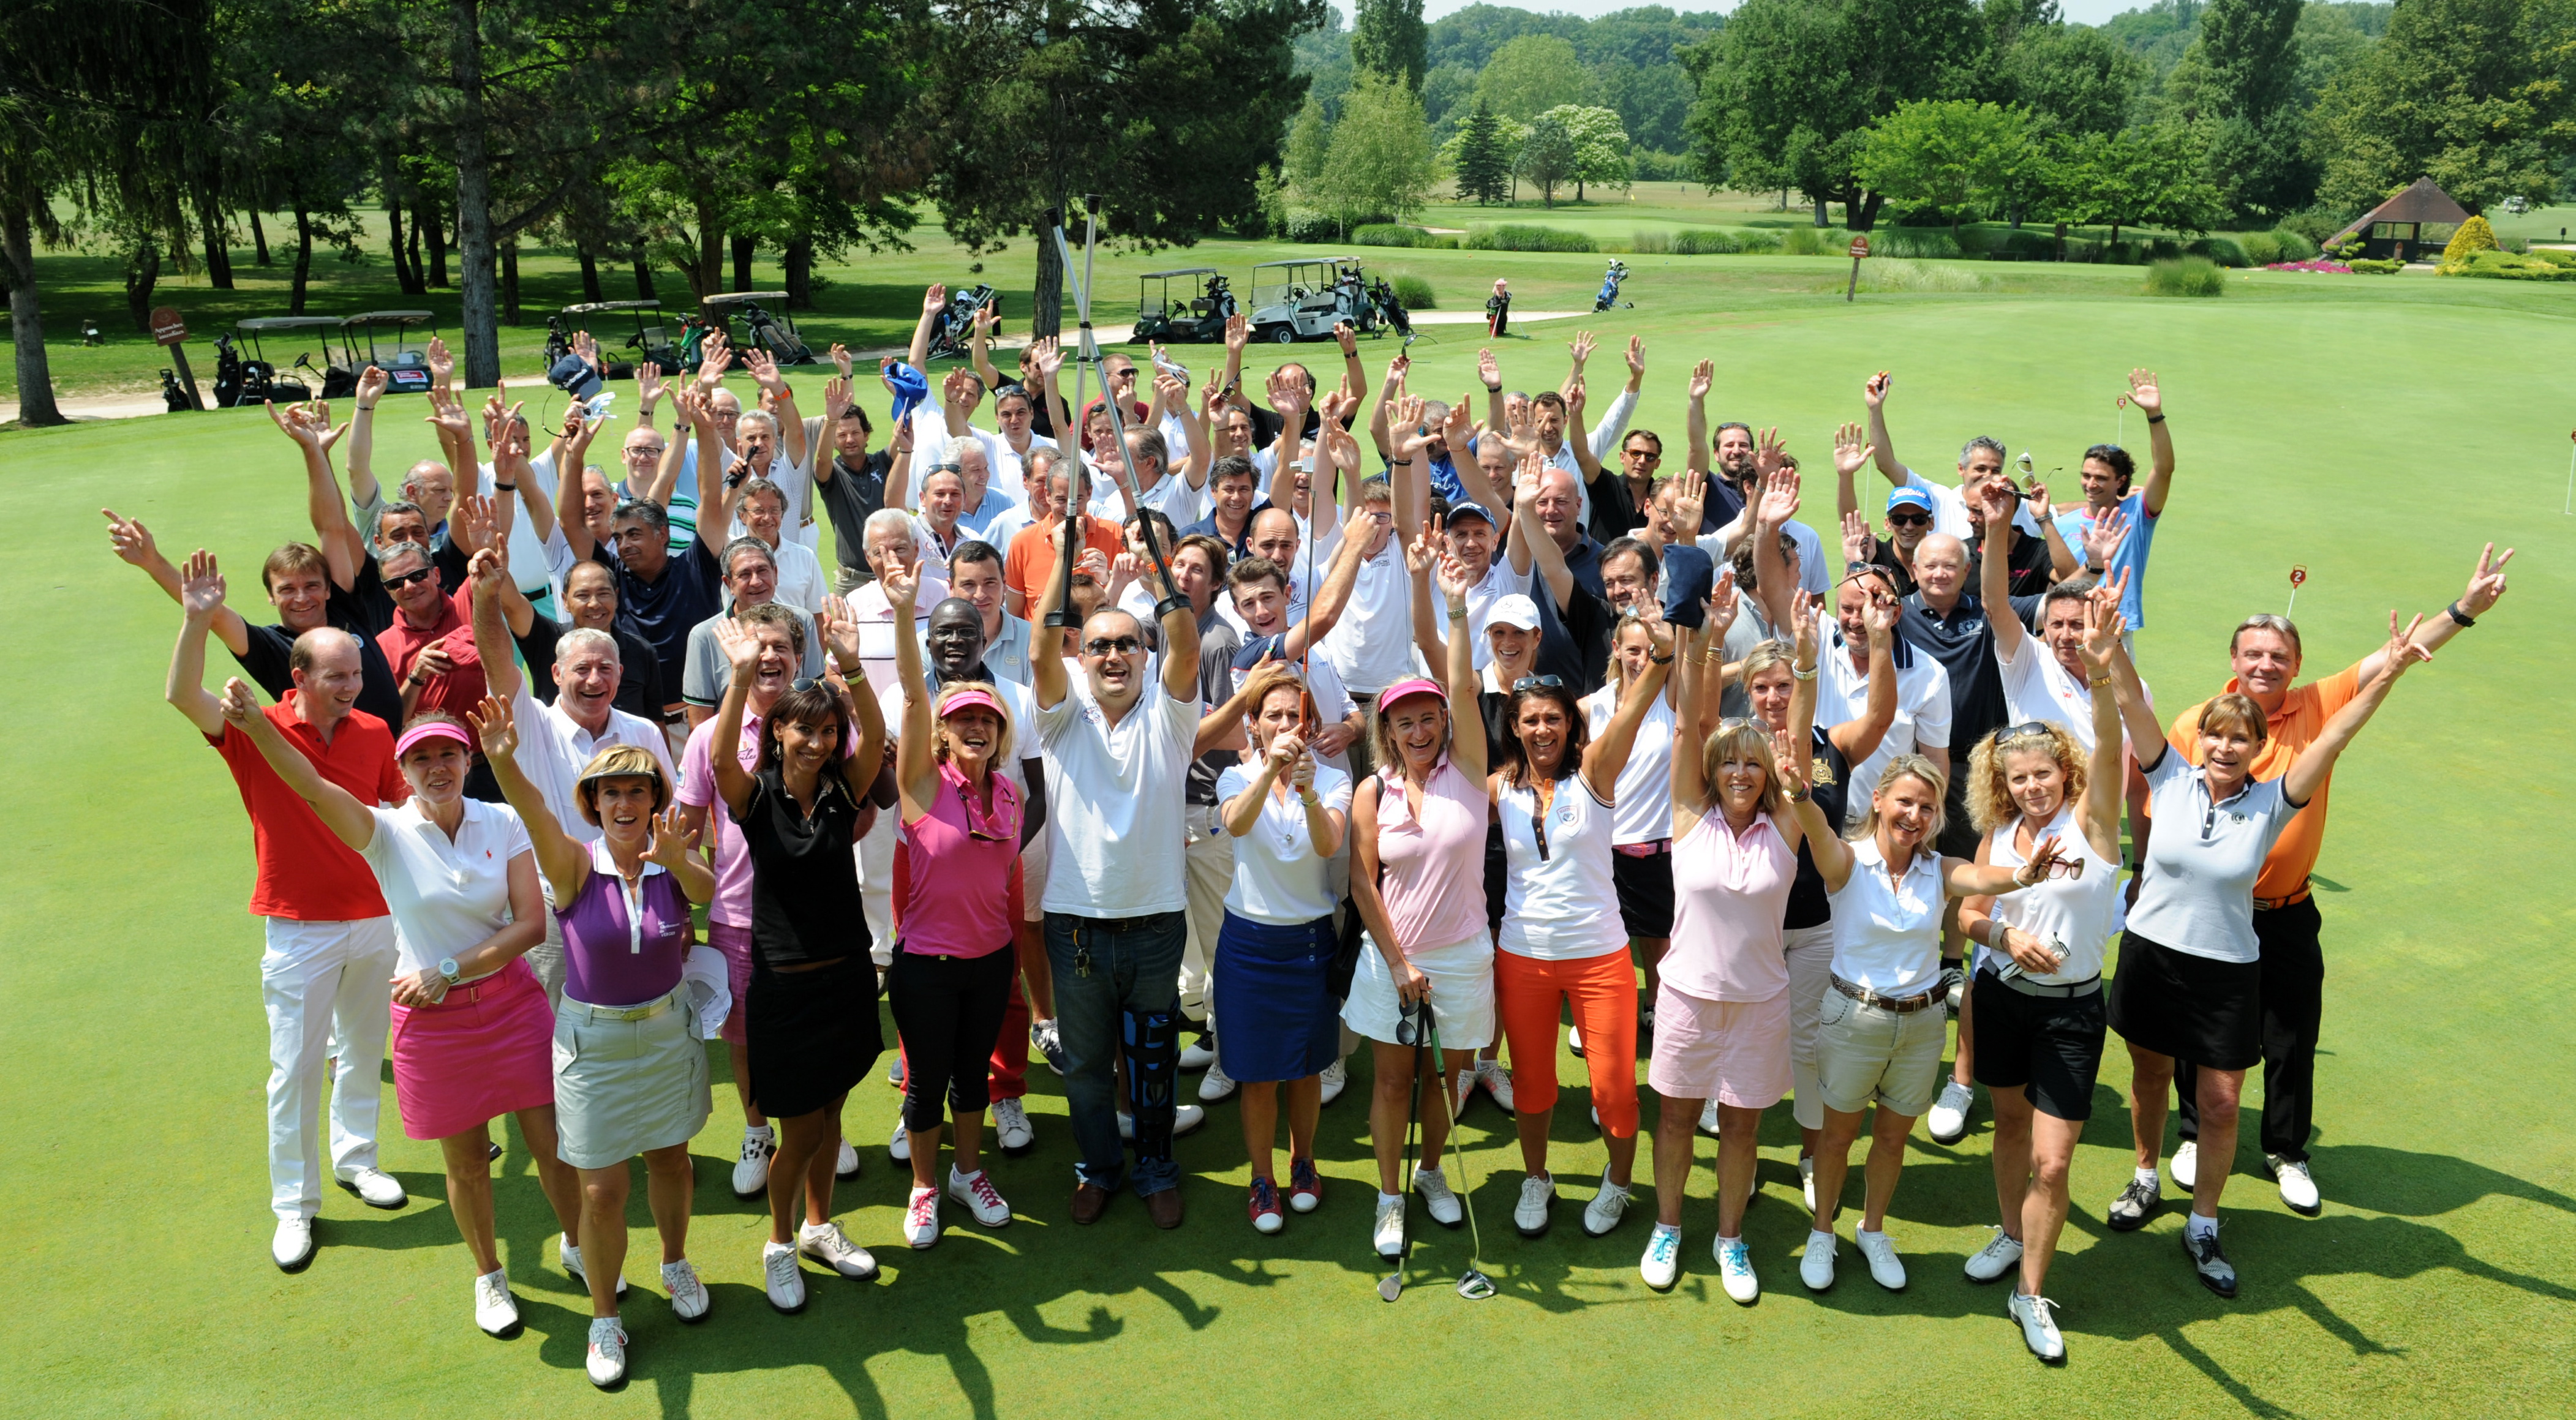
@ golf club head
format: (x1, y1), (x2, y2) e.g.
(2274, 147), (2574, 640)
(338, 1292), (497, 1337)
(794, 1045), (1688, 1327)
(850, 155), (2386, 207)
(1457, 1269), (1496, 1301)
(1378, 1273), (1403, 1302)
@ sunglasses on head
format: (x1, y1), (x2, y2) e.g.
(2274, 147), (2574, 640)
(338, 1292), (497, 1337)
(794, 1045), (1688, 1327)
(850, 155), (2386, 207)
(1083, 636), (1143, 656)
(789, 678), (825, 693)
(2086, 443), (2124, 458)
(1886, 509), (1931, 527)
(1512, 674), (1564, 692)
(1997, 720), (2056, 742)
(383, 565), (437, 589)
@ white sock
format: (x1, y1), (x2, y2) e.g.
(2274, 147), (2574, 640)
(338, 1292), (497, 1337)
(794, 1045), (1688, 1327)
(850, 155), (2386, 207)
(1415, 1166), (1443, 1181)
(1857, 1227), (1888, 1244)
(2186, 1211), (2218, 1241)
(1652, 1222), (1681, 1237)
(1809, 1228), (1836, 1244)
(745, 1124), (774, 1140)
(951, 1165), (981, 1185)
(2136, 1165), (2160, 1188)
(1379, 1190), (1402, 1206)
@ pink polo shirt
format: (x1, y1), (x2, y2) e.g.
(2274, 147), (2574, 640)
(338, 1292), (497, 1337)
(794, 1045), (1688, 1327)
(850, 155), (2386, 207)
(1662, 810), (1794, 1002)
(676, 710), (762, 928)
(1372, 756), (1489, 954)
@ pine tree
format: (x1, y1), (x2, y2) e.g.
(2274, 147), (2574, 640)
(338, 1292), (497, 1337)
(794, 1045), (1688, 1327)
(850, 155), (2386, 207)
(1455, 101), (1510, 205)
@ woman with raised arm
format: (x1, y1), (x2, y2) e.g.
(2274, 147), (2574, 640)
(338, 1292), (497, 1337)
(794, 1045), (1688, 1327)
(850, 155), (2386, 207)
(1579, 603), (1681, 1054)
(214, 682), (579, 1343)
(1639, 573), (1809, 1299)
(1951, 594), (2128, 1363)
(880, 561), (1025, 1250)
(1490, 600), (1674, 1245)
(473, 696), (715, 1386)
(1346, 526), (1492, 1264)
(1214, 664), (1352, 1235)
(704, 610), (887, 1315)
(1782, 747), (2065, 1298)
(2105, 610), (2431, 1302)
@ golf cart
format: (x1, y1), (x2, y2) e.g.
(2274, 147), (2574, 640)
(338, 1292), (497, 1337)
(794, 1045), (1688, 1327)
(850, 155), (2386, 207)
(699, 291), (813, 366)
(213, 315), (352, 407)
(552, 301), (682, 377)
(1247, 257), (1376, 344)
(344, 310), (440, 394)
(1129, 268), (1235, 344)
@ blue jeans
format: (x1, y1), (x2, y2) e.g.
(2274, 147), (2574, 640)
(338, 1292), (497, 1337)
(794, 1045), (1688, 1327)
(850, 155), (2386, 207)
(1044, 910), (1186, 1196)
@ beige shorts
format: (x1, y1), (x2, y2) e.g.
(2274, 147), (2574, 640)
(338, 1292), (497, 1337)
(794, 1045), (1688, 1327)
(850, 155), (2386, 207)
(1814, 986), (1948, 1118)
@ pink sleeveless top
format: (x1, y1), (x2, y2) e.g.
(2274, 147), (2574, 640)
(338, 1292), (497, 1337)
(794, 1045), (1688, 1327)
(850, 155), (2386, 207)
(1372, 756), (1489, 955)
(1662, 810), (1795, 1002)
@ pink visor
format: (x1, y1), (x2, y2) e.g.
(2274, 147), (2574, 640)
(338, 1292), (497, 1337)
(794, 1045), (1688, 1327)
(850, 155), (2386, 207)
(938, 688), (1007, 721)
(395, 720), (473, 758)
(1377, 676), (1447, 710)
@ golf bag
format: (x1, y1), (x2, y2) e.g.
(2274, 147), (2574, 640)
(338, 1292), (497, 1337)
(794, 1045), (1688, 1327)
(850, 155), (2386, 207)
(926, 284), (1001, 362)
(734, 299), (813, 365)
(1193, 274), (1238, 341)
(542, 316), (573, 370)
(1366, 277), (1414, 340)
(159, 368), (194, 413)
(1594, 260), (1631, 312)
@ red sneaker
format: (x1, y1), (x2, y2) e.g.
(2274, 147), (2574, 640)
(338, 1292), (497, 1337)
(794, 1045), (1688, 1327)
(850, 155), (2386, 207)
(1287, 1156), (1323, 1214)
(1248, 1176), (1285, 1234)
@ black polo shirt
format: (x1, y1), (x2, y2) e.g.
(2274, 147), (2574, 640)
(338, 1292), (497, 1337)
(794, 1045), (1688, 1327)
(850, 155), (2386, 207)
(604, 537), (722, 705)
(816, 451), (893, 581)
(1857, 532), (1921, 598)
(514, 615), (668, 722)
(1966, 525), (2055, 599)
(1559, 533), (1606, 602)
(1534, 575), (1617, 697)
(1900, 589), (2043, 759)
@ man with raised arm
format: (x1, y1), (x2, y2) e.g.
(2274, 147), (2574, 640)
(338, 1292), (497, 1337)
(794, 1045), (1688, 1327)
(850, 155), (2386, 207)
(2052, 369), (2178, 636)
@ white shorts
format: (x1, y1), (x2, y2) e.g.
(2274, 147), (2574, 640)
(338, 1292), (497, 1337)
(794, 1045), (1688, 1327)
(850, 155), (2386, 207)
(1343, 932), (1495, 1051)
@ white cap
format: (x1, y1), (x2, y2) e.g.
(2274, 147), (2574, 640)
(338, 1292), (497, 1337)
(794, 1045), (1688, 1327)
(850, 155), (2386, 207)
(682, 945), (733, 1040)
(1488, 593), (1542, 631)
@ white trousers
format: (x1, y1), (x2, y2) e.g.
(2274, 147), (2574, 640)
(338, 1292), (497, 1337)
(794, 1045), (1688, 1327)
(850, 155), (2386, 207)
(861, 808), (897, 967)
(262, 916), (399, 1220)
(1181, 805), (1235, 1024)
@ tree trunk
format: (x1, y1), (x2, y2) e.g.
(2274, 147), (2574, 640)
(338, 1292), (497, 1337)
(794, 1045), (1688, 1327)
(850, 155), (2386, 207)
(1813, 194), (1828, 227)
(1576, 178), (1585, 201)
(730, 233), (754, 291)
(252, 211), (271, 265)
(1033, 218), (1064, 341)
(690, 201), (722, 302)
(1851, 191), (1885, 232)
(423, 197), (450, 287)
(200, 205), (235, 289)
(5, 205), (64, 427)
(577, 246), (602, 303)
(405, 203), (424, 286)
(783, 235), (813, 309)
(2054, 220), (2067, 262)
(292, 209), (315, 313)
(502, 241), (521, 325)
(629, 243), (656, 300)
(387, 200), (420, 294)
(451, 0), (497, 385)
(125, 241), (161, 330)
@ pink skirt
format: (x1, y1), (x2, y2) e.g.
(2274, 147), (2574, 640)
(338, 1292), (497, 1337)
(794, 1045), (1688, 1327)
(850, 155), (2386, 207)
(390, 957), (556, 1140)
(1648, 980), (1791, 1109)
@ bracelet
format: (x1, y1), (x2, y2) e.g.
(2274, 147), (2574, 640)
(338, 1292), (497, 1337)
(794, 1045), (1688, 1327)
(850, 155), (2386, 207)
(2088, 674), (2112, 688)
(1785, 785), (1810, 803)
(2145, 413), (2165, 424)
(1791, 664), (1818, 682)
(356, 404), (378, 413)
(1484, 383), (1501, 394)
(2447, 601), (2476, 629)
(493, 483), (517, 492)
(1446, 606), (1469, 623)
(1650, 652), (1673, 665)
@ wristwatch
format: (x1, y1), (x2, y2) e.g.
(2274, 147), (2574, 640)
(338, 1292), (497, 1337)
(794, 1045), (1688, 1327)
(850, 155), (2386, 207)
(2447, 601), (2476, 628)
(437, 956), (462, 985)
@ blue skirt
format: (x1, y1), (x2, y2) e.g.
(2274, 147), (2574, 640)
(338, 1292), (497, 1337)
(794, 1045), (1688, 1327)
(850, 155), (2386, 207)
(1213, 911), (1340, 1083)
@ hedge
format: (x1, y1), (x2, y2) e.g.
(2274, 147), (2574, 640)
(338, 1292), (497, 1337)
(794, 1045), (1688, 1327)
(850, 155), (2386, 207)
(1464, 224), (1596, 253)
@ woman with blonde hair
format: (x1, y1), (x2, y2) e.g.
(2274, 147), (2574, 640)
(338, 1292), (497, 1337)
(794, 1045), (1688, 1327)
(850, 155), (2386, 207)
(1782, 748), (2066, 1296)
(1953, 595), (2126, 1362)
(1639, 579), (1807, 1299)
(1581, 610), (1681, 1048)
(477, 701), (716, 1386)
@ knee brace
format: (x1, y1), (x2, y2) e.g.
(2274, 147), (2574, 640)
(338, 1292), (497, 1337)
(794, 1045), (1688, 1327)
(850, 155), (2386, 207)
(1123, 1008), (1179, 1118)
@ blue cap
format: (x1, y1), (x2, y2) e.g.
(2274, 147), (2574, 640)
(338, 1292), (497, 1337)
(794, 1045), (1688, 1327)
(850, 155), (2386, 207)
(1886, 486), (1935, 514)
(1659, 543), (1715, 629)
(1443, 500), (1496, 528)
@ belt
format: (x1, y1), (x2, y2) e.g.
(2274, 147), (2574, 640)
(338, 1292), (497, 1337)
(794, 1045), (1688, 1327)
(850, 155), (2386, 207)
(1831, 974), (1944, 1014)
(1063, 911), (1177, 935)
(1613, 840), (1671, 859)
(2253, 880), (2312, 912)
(1983, 967), (2102, 1000)
(565, 988), (682, 1023)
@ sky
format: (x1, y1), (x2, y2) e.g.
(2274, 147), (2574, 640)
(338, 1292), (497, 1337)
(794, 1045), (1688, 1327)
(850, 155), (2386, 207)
(1329, 1), (2142, 30)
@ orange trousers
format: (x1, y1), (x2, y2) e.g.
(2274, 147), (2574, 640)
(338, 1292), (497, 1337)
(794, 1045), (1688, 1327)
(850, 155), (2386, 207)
(1494, 948), (1640, 1138)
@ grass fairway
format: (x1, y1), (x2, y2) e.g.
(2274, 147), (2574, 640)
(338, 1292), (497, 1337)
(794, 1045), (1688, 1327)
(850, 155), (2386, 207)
(6, 231), (2575, 1418)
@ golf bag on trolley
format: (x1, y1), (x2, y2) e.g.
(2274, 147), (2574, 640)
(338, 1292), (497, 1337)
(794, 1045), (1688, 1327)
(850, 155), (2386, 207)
(1366, 277), (1414, 341)
(1594, 259), (1631, 312)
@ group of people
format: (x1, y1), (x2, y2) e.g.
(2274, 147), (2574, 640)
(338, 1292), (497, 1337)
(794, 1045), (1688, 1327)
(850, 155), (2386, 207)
(130, 291), (2515, 1385)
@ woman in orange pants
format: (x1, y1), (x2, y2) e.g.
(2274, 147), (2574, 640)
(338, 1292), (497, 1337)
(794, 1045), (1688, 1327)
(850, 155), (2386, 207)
(1488, 612), (1673, 1242)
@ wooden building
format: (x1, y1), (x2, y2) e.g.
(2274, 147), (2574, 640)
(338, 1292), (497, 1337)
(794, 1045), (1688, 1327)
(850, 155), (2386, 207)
(2327, 178), (2470, 262)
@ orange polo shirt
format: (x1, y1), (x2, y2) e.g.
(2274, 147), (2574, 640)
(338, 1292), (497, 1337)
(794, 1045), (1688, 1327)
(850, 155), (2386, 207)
(2163, 661), (2362, 903)
(1005, 518), (1123, 612)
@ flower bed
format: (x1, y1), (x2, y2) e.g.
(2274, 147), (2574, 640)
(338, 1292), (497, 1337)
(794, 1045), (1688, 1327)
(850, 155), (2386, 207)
(2263, 259), (2354, 273)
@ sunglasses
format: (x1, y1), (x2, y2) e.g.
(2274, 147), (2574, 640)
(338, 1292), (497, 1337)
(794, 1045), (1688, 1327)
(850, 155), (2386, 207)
(623, 445), (664, 459)
(1997, 720), (2057, 742)
(957, 778), (1019, 843)
(2027, 856), (2085, 880)
(2086, 443), (2125, 458)
(1512, 675), (1565, 692)
(789, 678), (826, 693)
(383, 565), (437, 589)
(1395, 997), (1426, 1048)
(1083, 636), (1143, 656)
(1886, 511), (1931, 527)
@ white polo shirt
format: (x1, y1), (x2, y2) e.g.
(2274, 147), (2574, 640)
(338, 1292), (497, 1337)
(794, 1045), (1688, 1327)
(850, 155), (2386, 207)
(1038, 678), (1198, 917)
(1582, 683), (1676, 846)
(1215, 761), (1354, 924)
(1826, 834), (1946, 998)
(1320, 530), (1415, 696)
(506, 680), (676, 845)
(2125, 748), (2302, 964)
(1995, 633), (2152, 759)
(1817, 613), (1952, 828)
(361, 798), (533, 977)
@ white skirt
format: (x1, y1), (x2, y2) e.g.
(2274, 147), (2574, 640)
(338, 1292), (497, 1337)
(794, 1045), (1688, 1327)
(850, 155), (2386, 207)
(1343, 932), (1496, 1050)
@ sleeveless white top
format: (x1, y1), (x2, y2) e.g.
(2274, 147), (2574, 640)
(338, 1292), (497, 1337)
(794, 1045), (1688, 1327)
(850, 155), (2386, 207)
(1983, 803), (2121, 986)
(1581, 683), (1676, 846)
(1496, 774), (1628, 961)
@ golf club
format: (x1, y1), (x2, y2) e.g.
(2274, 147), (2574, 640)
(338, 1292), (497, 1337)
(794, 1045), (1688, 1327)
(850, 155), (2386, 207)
(1426, 997), (1496, 1301)
(1380, 994), (1429, 1301)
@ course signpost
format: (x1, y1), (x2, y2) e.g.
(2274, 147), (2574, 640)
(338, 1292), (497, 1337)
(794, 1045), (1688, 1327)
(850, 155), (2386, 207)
(151, 306), (203, 411)
(1845, 235), (1870, 302)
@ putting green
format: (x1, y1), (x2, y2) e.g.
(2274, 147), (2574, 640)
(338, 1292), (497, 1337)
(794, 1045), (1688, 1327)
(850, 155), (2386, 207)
(6, 233), (2573, 1416)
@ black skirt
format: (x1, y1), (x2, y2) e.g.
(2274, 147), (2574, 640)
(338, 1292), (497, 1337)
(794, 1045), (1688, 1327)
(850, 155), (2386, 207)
(2107, 931), (2261, 1072)
(747, 956), (884, 1119)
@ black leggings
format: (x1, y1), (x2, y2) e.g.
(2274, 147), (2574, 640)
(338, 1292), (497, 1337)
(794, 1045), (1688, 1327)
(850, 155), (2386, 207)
(889, 947), (1017, 1133)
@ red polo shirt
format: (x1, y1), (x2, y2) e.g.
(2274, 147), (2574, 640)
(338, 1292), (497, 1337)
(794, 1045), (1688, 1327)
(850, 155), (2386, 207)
(374, 584), (486, 721)
(211, 693), (409, 921)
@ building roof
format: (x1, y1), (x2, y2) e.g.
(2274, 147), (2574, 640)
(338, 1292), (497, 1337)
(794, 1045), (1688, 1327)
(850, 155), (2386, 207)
(2330, 178), (2472, 243)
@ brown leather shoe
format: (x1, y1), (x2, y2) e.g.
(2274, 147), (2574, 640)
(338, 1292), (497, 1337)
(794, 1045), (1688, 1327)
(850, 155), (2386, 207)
(1145, 1185), (1184, 1230)
(1069, 1182), (1113, 1225)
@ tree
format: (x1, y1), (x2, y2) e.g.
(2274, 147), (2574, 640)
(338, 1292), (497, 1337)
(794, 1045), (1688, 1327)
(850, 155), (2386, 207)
(2308, 0), (2576, 215)
(1856, 99), (2028, 236)
(930, 0), (1324, 338)
(1352, 0), (1428, 90)
(1475, 33), (1587, 121)
(1311, 71), (1434, 226)
(2060, 122), (2221, 242)
(2170, 0), (2314, 219)
(2003, 23), (2146, 138)
(1683, 0), (1989, 230)
(1450, 100), (1513, 203)
(1286, 97), (1332, 193)
(1540, 103), (1632, 201)
(1518, 110), (1578, 206)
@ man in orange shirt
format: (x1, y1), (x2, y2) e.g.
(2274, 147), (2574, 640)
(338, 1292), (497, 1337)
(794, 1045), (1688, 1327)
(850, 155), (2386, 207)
(2161, 545), (2512, 1215)
(1006, 460), (1121, 619)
